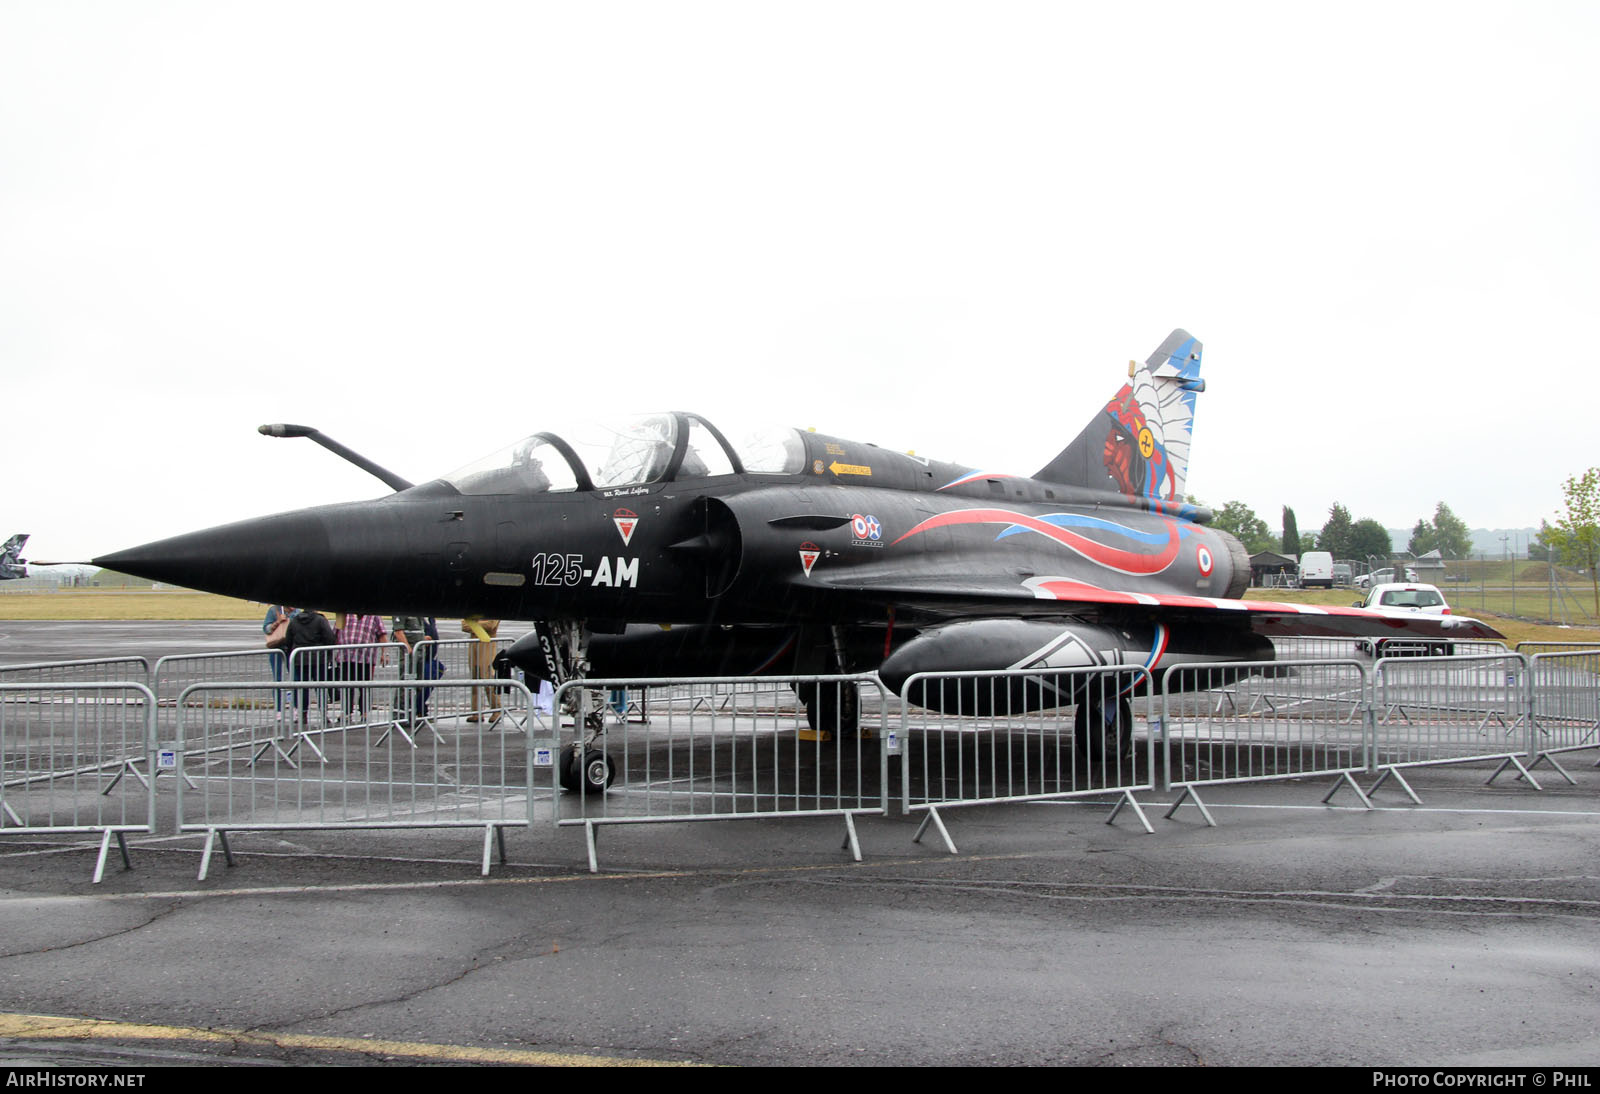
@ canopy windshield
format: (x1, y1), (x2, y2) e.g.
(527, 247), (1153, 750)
(441, 413), (807, 496)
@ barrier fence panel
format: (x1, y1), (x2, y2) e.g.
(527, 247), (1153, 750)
(1270, 636), (1369, 662)
(1157, 660), (1371, 822)
(1369, 652), (1537, 792)
(153, 649), (283, 746)
(374, 638), (522, 732)
(1516, 641), (1600, 656)
(1527, 651), (1600, 777)
(550, 674), (889, 872)
(0, 657), (150, 688)
(1372, 638), (1509, 658)
(0, 682), (158, 882)
(1271, 637), (1508, 667)
(176, 680), (537, 879)
(423, 637), (516, 688)
(285, 642), (410, 734)
(897, 666), (1156, 851)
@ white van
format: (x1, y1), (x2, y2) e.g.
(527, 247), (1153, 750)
(1298, 551), (1334, 588)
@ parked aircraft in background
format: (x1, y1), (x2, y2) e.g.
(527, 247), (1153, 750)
(0, 534), (26, 580)
(1, 534), (100, 584)
(95, 330), (1502, 788)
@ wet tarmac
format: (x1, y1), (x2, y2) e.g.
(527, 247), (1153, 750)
(0, 619), (277, 668)
(2, 623), (1599, 1067)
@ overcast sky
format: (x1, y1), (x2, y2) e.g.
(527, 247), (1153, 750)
(4, 1), (1596, 562)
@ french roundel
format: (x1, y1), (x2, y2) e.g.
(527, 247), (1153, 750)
(1196, 544), (1214, 576)
(852, 514), (869, 538)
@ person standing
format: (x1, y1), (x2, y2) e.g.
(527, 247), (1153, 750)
(262, 604), (291, 720)
(462, 617), (501, 723)
(336, 612), (386, 724)
(282, 608), (336, 727)
(391, 613), (431, 719)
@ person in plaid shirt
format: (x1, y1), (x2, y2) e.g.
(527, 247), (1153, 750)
(336, 613), (387, 723)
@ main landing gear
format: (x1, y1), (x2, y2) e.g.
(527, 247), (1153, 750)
(1073, 693), (1136, 765)
(793, 624), (862, 740)
(794, 680), (861, 741)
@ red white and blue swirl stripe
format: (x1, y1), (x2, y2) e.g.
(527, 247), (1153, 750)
(891, 508), (1183, 576)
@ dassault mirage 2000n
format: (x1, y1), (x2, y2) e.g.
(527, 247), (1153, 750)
(96, 330), (1500, 782)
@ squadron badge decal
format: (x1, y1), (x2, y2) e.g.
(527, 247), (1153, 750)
(613, 508), (639, 547)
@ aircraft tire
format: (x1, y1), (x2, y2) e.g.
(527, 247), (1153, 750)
(557, 744), (615, 794)
(557, 744), (582, 792)
(579, 748), (615, 794)
(798, 681), (859, 740)
(1073, 695), (1135, 766)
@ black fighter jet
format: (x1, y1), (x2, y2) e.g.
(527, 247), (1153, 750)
(96, 330), (1500, 743)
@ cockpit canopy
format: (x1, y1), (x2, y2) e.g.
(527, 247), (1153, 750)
(443, 413), (808, 496)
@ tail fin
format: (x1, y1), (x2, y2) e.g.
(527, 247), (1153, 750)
(0, 533), (29, 580)
(1033, 330), (1204, 506)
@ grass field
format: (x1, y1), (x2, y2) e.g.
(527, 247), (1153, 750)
(1433, 586), (1600, 626)
(1243, 587), (1600, 648)
(0, 589), (265, 621)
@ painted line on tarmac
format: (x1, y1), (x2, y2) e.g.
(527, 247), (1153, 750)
(1188, 802), (1600, 818)
(0, 854), (1035, 906)
(0, 1011), (700, 1067)
(1033, 799), (1600, 818)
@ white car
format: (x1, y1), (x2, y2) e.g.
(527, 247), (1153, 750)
(1359, 582), (1451, 614)
(1354, 582), (1455, 656)
(1354, 567), (1419, 589)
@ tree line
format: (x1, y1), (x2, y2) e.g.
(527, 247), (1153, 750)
(1199, 500), (1472, 562)
(1194, 468), (1600, 610)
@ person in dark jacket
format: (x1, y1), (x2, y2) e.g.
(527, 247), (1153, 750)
(282, 609), (336, 727)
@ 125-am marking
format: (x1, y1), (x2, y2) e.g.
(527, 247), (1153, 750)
(529, 552), (639, 588)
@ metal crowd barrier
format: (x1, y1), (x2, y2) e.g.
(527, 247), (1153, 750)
(423, 636), (516, 688)
(152, 649), (286, 747)
(897, 665), (1156, 851)
(1367, 651), (1537, 798)
(1270, 636), (1370, 662)
(175, 680), (537, 879)
(1516, 641), (1600, 656)
(0, 682), (158, 882)
(0, 657), (151, 688)
(144, 637), (524, 744)
(1272, 635), (1508, 662)
(419, 637), (522, 727)
(1440, 640), (1515, 657)
(1526, 650), (1600, 780)
(284, 641), (406, 731)
(550, 674), (889, 872)
(1157, 660), (1370, 824)
(4, 641), (1597, 880)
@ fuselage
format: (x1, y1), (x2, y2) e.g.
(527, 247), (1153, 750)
(94, 418), (1249, 627)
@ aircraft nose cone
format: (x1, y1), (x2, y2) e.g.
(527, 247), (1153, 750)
(95, 510), (337, 605)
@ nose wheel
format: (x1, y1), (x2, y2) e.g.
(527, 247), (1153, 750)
(533, 619), (616, 795)
(558, 743), (615, 794)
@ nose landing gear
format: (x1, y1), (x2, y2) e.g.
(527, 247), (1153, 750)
(534, 619), (619, 796)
